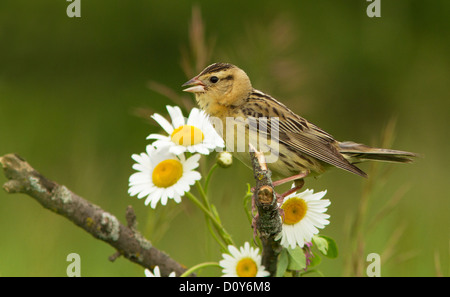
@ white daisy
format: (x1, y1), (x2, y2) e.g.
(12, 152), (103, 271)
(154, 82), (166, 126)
(147, 105), (224, 155)
(144, 266), (176, 277)
(275, 188), (330, 249)
(128, 145), (201, 208)
(219, 242), (270, 277)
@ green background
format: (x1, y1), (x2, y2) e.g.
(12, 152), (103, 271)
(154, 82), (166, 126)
(0, 0), (449, 276)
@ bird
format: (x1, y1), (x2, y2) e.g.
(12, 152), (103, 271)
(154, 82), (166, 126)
(182, 62), (417, 194)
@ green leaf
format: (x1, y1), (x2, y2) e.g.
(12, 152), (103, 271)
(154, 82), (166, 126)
(300, 268), (325, 277)
(276, 249), (289, 277)
(312, 235), (338, 259)
(308, 251), (322, 268)
(312, 236), (328, 255)
(286, 247), (307, 271)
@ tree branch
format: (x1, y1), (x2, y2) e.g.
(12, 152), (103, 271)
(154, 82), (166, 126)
(0, 153), (191, 277)
(249, 146), (282, 276)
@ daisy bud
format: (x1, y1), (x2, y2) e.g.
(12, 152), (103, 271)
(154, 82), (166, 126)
(216, 151), (233, 168)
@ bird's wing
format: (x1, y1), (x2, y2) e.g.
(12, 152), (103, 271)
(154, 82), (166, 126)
(276, 115), (367, 177)
(246, 90), (367, 177)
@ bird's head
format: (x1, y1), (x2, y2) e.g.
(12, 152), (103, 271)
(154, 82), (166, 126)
(182, 63), (252, 116)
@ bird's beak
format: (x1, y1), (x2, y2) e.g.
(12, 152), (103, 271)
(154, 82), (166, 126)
(182, 77), (206, 93)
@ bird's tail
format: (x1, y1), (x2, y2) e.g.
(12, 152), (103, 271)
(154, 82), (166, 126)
(339, 141), (418, 164)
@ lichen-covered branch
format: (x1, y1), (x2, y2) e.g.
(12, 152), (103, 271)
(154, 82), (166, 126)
(0, 153), (189, 277)
(249, 146), (282, 276)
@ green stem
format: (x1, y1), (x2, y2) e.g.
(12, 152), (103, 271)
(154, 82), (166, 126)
(184, 191), (233, 246)
(185, 191), (217, 224)
(205, 216), (228, 251)
(242, 184), (254, 225)
(197, 180), (234, 247)
(204, 163), (218, 194)
(196, 181), (210, 210)
(195, 181), (228, 250)
(180, 262), (222, 277)
(243, 193), (254, 225)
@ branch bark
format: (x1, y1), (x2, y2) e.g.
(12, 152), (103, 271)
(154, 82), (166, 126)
(0, 153), (190, 277)
(249, 146), (282, 276)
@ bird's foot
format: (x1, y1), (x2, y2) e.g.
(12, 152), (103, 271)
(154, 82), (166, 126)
(272, 171), (309, 187)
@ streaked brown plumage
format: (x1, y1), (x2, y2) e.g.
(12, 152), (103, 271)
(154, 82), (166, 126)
(182, 63), (417, 182)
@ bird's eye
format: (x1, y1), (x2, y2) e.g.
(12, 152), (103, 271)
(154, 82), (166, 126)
(209, 76), (219, 83)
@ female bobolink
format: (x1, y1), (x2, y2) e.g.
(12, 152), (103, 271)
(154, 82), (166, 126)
(182, 63), (416, 188)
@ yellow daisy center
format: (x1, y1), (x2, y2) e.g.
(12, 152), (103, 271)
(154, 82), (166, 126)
(171, 125), (204, 146)
(152, 159), (183, 188)
(236, 257), (258, 277)
(281, 198), (308, 225)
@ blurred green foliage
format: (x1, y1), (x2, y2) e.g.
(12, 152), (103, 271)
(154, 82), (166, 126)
(0, 0), (449, 276)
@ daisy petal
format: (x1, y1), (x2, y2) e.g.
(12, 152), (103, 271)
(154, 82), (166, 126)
(219, 242), (269, 277)
(151, 113), (174, 134)
(167, 105), (185, 128)
(277, 189), (331, 249)
(128, 141), (200, 209)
